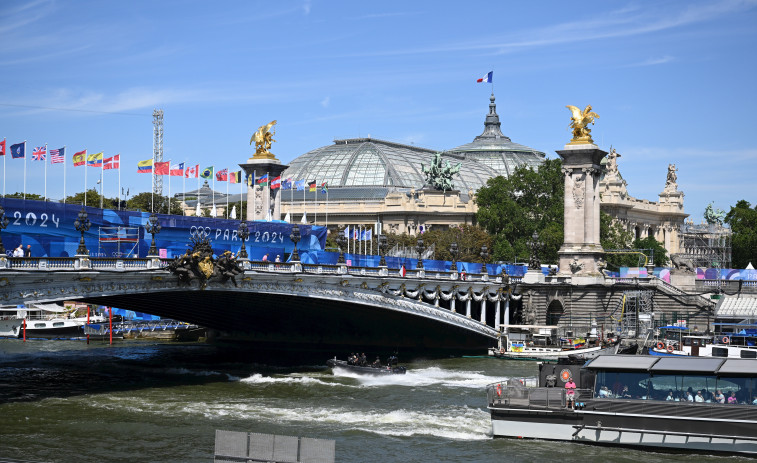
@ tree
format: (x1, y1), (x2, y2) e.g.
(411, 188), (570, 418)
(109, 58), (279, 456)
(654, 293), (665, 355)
(475, 158), (564, 264)
(5, 192), (45, 201)
(633, 236), (668, 267)
(419, 225), (492, 263)
(64, 189), (115, 209)
(123, 192), (183, 215)
(600, 211), (636, 269)
(725, 200), (757, 268)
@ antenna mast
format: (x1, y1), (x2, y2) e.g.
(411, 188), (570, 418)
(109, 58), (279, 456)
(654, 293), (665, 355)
(152, 109), (164, 195)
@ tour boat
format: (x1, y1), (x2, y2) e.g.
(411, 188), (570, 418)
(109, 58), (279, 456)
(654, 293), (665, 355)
(649, 325), (757, 358)
(487, 355), (757, 455)
(487, 324), (612, 360)
(0, 304), (106, 339)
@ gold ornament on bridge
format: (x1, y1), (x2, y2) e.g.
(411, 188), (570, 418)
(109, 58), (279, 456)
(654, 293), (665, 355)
(566, 105), (600, 145)
(250, 120), (278, 160)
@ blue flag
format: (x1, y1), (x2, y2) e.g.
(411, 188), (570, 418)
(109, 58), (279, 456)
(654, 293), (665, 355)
(295, 180), (305, 191)
(281, 178), (292, 190)
(10, 142), (25, 159)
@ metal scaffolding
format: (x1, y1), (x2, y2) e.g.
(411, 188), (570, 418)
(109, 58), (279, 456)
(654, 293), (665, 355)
(153, 109), (164, 196)
(679, 221), (731, 269)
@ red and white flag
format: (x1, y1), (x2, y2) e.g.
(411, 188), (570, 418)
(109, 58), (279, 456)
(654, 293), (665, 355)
(185, 164), (199, 178)
(271, 176), (281, 189)
(103, 154), (120, 170)
(215, 168), (228, 181)
(0, 139), (5, 156)
(49, 147), (65, 164)
(169, 162), (184, 176)
(32, 146), (46, 161)
(399, 265), (406, 277)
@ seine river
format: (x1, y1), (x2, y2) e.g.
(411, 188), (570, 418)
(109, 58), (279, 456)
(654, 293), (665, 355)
(0, 340), (750, 462)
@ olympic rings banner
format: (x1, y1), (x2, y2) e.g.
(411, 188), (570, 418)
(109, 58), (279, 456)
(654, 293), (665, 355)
(0, 198), (326, 259)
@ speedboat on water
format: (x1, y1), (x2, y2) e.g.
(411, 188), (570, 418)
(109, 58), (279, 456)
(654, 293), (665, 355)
(487, 354), (757, 456)
(327, 357), (406, 375)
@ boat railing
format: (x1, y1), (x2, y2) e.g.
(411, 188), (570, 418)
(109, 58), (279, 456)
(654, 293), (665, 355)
(487, 382), (593, 410)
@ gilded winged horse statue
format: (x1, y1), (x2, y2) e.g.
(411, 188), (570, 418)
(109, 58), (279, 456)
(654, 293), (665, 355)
(250, 120), (277, 159)
(566, 105), (599, 144)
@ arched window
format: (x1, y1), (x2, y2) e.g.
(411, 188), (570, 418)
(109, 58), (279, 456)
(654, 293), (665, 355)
(546, 300), (564, 326)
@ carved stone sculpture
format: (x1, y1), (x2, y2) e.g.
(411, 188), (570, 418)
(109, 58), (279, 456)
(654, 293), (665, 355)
(670, 254), (696, 273)
(421, 152), (462, 192)
(168, 232), (243, 288)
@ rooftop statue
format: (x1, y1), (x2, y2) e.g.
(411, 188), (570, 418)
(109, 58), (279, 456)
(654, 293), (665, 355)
(250, 120), (277, 159)
(566, 105), (600, 145)
(421, 152), (461, 192)
(703, 202), (725, 225)
(606, 148), (621, 176)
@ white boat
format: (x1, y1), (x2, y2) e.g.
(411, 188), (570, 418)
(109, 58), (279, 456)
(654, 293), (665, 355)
(487, 324), (611, 360)
(0, 304), (106, 339)
(649, 325), (757, 358)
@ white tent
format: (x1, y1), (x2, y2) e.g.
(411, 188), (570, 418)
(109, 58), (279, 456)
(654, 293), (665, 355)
(284, 212), (290, 223)
(211, 204), (217, 218)
(195, 202), (201, 217)
(300, 211), (307, 224)
(230, 205), (237, 220)
(747, 262), (755, 270)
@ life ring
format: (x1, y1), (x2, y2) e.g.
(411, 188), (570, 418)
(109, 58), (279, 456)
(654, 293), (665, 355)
(499, 347), (505, 355)
(560, 369), (572, 382)
(722, 336), (730, 344)
(656, 342), (665, 350)
(667, 344), (674, 353)
(496, 384), (502, 397)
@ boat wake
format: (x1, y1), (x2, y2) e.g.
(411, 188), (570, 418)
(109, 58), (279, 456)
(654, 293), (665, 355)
(333, 366), (510, 389)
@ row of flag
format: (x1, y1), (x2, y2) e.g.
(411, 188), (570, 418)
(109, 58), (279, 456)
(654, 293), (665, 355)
(0, 141), (123, 169)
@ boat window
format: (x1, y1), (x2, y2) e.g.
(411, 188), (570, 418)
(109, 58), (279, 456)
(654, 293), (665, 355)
(717, 377), (754, 404)
(34, 323), (46, 328)
(52, 322), (65, 327)
(649, 374), (717, 402)
(594, 370), (649, 399)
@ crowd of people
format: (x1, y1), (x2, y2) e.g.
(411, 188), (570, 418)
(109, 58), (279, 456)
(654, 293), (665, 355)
(8, 244), (31, 257)
(597, 383), (757, 404)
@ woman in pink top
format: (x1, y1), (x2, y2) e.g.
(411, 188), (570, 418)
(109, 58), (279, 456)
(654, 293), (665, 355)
(728, 392), (738, 404)
(565, 377), (577, 409)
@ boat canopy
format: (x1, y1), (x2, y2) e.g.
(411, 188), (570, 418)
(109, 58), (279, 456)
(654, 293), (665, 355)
(586, 355), (757, 376)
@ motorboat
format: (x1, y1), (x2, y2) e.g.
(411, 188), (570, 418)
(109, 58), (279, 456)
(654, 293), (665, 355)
(649, 325), (757, 358)
(487, 324), (613, 360)
(487, 354), (757, 455)
(327, 357), (406, 375)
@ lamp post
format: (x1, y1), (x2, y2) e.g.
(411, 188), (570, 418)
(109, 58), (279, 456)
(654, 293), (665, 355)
(0, 204), (9, 256)
(416, 238), (425, 269)
(237, 220), (249, 259)
(145, 213), (162, 256)
(527, 231), (542, 271)
(449, 241), (458, 267)
(379, 234), (387, 267)
(74, 207), (91, 255)
(337, 227), (346, 264)
(290, 224), (301, 262)
(480, 245), (489, 263)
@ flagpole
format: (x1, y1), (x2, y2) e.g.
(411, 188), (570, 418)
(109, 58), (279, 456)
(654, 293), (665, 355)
(302, 179), (305, 224)
(325, 187), (328, 229)
(100, 154), (104, 209)
(167, 160), (171, 214)
(63, 146), (66, 204)
(226, 168), (229, 219)
(252, 170), (257, 221)
(266, 171), (269, 220)
(196, 168), (200, 215)
(239, 170), (242, 219)
(314, 180), (317, 225)
(151, 159), (154, 213)
(182, 160), (186, 216)
(212, 168), (216, 217)
(2, 138), (5, 198)
(84, 149), (88, 206)
(44, 143), (48, 202)
(118, 155), (121, 211)
(23, 141), (27, 200)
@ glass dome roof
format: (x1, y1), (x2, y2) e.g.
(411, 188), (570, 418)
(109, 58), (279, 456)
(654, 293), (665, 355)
(282, 138), (495, 193)
(444, 94), (545, 176)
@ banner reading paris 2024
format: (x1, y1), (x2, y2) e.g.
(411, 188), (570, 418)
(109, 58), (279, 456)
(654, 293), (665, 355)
(0, 198), (326, 259)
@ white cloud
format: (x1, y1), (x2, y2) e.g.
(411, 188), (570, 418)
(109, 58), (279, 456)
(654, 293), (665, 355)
(321, 96), (330, 108)
(622, 56), (675, 68)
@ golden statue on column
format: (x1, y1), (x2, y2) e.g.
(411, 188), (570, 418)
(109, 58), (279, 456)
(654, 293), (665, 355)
(566, 105), (600, 145)
(250, 120), (278, 160)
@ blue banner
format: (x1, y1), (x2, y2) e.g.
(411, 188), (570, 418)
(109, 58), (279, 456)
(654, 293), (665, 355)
(0, 198), (326, 259)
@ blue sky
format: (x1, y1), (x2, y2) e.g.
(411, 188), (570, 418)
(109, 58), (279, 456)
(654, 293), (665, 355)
(1, 0), (755, 222)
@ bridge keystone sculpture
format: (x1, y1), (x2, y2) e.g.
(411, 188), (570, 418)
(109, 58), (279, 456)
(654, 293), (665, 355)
(168, 231), (243, 288)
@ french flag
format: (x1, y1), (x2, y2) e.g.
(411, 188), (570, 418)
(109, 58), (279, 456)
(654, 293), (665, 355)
(476, 71), (493, 83)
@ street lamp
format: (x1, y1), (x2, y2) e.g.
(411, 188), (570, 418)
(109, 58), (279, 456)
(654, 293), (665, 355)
(290, 224), (301, 262)
(379, 234), (387, 267)
(146, 213), (162, 256)
(449, 241), (459, 270)
(237, 220), (250, 259)
(337, 227), (346, 264)
(480, 245), (489, 263)
(416, 238), (425, 269)
(0, 204), (9, 255)
(527, 231), (542, 271)
(74, 207), (91, 255)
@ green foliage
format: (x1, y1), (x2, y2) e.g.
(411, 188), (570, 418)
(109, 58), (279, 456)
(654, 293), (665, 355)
(5, 192), (46, 200)
(475, 158), (564, 264)
(725, 200), (757, 268)
(375, 225), (492, 262)
(64, 189), (115, 209)
(633, 236), (668, 267)
(123, 192), (183, 215)
(600, 211), (636, 269)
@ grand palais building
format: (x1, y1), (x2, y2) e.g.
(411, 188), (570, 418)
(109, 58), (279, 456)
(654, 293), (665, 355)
(184, 94), (689, 256)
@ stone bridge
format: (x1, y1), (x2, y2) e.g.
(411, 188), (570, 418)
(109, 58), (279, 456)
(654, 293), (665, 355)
(0, 256), (513, 357)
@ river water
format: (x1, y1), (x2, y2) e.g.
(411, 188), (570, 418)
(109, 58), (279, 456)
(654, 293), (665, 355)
(0, 340), (749, 462)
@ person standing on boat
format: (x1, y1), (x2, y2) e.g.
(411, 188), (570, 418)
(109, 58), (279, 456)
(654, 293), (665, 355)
(715, 389), (725, 404)
(565, 376), (576, 409)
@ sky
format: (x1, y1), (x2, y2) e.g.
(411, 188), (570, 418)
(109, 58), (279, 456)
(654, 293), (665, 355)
(1, 0), (756, 223)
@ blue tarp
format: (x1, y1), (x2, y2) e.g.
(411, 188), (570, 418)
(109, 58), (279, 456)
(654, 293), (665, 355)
(0, 198), (327, 259)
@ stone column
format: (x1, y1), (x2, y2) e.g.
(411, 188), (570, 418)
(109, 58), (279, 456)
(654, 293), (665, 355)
(240, 159), (288, 221)
(556, 144), (607, 281)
